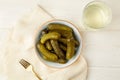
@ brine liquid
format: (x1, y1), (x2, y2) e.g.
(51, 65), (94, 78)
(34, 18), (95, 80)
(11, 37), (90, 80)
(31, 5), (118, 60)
(83, 2), (111, 29)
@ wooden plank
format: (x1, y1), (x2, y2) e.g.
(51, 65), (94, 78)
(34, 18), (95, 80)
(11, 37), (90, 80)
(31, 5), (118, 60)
(82, 31), (120, 46)
(88, 67), (120, 80)
(81, 31), (120, 67)
(0, 0), (36, 28)
(83, 44), (120, 67)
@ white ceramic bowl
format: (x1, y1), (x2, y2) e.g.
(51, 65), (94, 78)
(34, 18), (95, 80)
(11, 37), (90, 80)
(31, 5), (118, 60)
(35, 20), (82, 68)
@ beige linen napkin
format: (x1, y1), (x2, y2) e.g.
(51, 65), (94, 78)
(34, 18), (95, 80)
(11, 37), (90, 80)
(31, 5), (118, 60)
(4, 6), (87, 80)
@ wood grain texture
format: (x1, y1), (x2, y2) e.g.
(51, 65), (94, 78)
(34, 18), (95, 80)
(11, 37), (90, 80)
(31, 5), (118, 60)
(0, 0), (37, 28)
(88, 68), (120, 80)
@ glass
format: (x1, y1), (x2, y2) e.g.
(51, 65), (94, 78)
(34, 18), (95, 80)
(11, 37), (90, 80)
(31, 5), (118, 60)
(82, 1), (112, 30)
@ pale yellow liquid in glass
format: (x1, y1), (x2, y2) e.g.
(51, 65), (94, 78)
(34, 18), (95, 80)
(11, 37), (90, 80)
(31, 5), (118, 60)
(83, 2), (111, 29)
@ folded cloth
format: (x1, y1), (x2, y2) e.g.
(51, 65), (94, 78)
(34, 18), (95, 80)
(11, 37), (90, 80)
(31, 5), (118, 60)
(4, 6), (87, 80)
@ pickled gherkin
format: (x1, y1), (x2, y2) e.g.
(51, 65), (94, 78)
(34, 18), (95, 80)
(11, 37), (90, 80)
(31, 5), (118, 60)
(50, 40), (65, 59)
(59, 44), (67, 51)
(37, 43), (58, 61)
(58, 59), (67, 64)
(66, 39), (75, 60)
(36, 23), (80, 64)
(49, 30), (73, 38)
(40, 32), (61, 44)
(42, 55), (57, 62)
(48, 23), (72, 32)
(58, 38), (68, 45)
(45, 40), (52, 50)
(58, 38), (79, 46)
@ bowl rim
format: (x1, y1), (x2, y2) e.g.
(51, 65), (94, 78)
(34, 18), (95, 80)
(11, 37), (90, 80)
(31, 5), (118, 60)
(34, 19), (83, 68)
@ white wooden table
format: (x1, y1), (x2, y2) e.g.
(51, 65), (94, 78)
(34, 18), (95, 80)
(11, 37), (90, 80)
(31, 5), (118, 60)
(0, 0), (120, 80)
